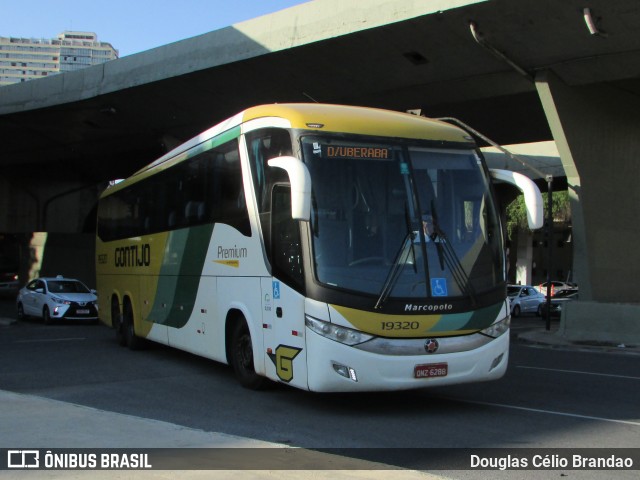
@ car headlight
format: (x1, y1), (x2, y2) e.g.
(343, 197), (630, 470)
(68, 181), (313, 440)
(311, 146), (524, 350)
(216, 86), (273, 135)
(51, 296), (71, 305)
(305, 315), (374, 346)
(480, 316), (510, 339)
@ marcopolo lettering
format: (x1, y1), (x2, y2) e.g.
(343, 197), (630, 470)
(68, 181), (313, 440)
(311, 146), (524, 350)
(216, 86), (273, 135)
(114, 244), (151, 268)
(405, 303), (453, 312)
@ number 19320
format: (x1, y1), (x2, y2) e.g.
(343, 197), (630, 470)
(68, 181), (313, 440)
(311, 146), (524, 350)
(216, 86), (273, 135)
(381, 321), (419, 331)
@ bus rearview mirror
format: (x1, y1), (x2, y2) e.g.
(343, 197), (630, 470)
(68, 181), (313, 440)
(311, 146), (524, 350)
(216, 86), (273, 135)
(489, 169), (544, 230)
(267, 156), (312, 221)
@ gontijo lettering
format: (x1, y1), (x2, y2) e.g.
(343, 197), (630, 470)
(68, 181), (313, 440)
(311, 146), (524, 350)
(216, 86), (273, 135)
(114, 244), (150, 267)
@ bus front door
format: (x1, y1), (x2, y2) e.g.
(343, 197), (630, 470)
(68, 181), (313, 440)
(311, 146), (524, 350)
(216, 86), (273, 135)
(261, 185), (308, 389)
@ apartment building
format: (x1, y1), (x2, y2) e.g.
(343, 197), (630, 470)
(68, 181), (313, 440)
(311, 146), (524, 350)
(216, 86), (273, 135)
(0, 31), (118, 86)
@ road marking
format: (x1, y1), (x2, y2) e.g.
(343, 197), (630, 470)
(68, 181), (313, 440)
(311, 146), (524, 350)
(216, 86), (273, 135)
(453, 398), (640, 426)
(15, 337), (86, 343)
(517, 365), (640, 381)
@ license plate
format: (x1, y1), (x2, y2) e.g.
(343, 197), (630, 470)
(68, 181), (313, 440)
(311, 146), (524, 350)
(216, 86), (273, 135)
(414, 363), (448, 379)
(77, 309), (90, 314)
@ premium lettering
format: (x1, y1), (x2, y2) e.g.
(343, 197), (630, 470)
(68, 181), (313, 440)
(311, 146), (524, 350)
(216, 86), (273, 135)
(217, 245), (248, 259)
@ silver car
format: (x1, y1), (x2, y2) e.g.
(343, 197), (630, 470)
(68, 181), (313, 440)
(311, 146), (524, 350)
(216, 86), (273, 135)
(16, 276), (98, 324)
(507, 285), (546, 317)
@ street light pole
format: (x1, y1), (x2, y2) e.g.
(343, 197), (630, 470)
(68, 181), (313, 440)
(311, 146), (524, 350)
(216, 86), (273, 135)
(545, 174), (554, 331)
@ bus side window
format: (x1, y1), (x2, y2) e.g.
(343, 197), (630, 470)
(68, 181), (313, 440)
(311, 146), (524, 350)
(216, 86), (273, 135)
(271, 185), (304, 292)
(246, 128), (294, 259)
(210, 144), (251, 236)
(246, 128), (293, 214)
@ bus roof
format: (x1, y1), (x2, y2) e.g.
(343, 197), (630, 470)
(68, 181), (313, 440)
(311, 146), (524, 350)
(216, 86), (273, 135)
(103, 104), (473, 197)
(241, 104), (472, 143)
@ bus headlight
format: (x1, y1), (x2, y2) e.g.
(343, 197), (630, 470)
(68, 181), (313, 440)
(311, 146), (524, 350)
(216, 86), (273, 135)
(305, 315), (374, 346)
(480, 316), (510, 339)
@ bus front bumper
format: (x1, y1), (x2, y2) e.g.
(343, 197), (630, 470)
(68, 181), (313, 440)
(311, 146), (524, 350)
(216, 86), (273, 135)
(305, 328), (509, 392)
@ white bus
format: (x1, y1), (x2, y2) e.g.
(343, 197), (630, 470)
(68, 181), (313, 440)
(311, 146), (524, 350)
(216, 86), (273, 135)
(96, 104), (542, 392)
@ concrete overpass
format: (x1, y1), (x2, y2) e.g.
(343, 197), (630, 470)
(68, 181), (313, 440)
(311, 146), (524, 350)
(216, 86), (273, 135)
(1, 0), (639, 342)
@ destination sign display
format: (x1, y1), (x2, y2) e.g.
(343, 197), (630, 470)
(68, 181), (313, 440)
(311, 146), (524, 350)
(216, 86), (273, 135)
(324, 145), (391, 160)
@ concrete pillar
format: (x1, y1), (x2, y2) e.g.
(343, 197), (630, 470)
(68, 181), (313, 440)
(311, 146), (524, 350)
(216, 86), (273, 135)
(515, 230), (533, 286)
(535, 71), (640, 343)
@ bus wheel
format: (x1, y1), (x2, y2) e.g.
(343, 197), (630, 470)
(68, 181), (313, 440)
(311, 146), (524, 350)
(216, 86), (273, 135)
(122, 299), (142, 350)
(230, 318), (268, 390)
(112, 296), (125, 346)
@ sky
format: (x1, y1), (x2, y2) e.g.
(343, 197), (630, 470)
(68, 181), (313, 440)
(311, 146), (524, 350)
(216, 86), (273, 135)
(0, 0), (308, 57)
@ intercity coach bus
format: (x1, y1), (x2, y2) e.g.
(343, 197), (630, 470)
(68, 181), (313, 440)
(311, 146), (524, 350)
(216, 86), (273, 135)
(96, 103), (542, 392)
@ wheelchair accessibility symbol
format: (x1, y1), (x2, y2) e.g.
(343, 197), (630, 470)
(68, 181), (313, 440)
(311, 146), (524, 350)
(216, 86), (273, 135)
(431, 278), (448, 297)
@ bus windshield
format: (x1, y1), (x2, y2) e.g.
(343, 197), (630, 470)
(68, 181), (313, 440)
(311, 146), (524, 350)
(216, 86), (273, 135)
(301, 135), (504, 304)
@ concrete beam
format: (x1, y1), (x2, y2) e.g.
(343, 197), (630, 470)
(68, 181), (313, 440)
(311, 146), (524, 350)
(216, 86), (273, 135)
(0, 0), (488, 115)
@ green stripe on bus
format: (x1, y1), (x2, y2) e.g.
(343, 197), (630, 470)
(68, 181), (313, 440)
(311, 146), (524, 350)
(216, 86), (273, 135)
(148, 224), (214, 328)
(462, 302), (504, 331)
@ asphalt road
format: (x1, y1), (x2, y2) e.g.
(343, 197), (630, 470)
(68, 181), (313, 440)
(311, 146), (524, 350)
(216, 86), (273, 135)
(0, 299), (639, 478)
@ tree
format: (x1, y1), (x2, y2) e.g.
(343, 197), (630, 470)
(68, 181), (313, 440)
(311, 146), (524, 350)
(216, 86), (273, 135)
(505, 190), (570, 239)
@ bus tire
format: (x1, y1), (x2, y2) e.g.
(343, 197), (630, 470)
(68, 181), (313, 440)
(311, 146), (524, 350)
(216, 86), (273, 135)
(122, 298), (143, 350)
(230, 317), (268, 390)
(112, 296), (126, 346)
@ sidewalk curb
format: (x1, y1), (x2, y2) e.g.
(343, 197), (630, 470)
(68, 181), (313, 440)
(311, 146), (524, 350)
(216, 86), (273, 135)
(516, 328), (640, 355)
(0, 316), (16, 326)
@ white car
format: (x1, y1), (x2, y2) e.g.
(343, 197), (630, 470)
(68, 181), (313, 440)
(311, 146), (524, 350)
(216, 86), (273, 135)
(535, 281), (577, 297)
(507, 285), (546, 317)
(16, 276), (98, 324)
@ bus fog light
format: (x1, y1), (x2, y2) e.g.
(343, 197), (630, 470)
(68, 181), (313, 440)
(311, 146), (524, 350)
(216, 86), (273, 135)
(490, 353), (504, 371)
(333, 363), (358, 382)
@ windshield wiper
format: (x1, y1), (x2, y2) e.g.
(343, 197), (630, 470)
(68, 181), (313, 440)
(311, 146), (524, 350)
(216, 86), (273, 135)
(374, 233), (413, 310)
(374, 203), (416, 310)
(429, 201), (477, 305)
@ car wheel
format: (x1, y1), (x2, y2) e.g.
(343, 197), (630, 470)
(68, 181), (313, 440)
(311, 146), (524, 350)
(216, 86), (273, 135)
(230, 318), (268, 390)
(16, 302), (26, 320)
(512, 305), (521, 317)
(537, 304), (543, 317)
(43, 306), (52, 325)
